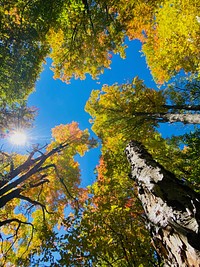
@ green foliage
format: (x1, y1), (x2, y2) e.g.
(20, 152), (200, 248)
(0, 0), (65, 103)
(165, 74), (200, 106)
(85, 77), (166, 141)
(168, 128), (200, 192)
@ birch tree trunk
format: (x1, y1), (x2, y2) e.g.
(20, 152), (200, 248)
(162, 113), (200, 124)
(125, 141), (200, 267)
(133, 112), (200, 124)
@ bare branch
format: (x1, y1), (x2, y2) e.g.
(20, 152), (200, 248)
(0, 218), (34, 264)
(29, 177), (49, 188)
(18, 194), (53, 215)
(3, 143), (48, 184)
(0, 188), (22, 208)
(0, 218), (33, 228)
(0, 142), (69, 197)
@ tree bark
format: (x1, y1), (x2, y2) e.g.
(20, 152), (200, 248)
(163, 104), (200, 111)
(125, 141), (200, 267)
(162, 113), (200, 124)
(133, 112), (200, 124)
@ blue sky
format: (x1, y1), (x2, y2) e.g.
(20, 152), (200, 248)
(27, 39), (156, 187)
(20, 39), (191, 186)
(1, 39), (151, 187)
(2, 39), (190, 186)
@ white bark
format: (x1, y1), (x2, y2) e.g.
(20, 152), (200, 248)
(163, 113), (200, 124)
(125, 141), (200, 267)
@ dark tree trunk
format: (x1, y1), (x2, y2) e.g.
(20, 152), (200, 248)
(163, 104), (200, 111)
(0, 142), (69, 208)
(125, 141), (200, 267)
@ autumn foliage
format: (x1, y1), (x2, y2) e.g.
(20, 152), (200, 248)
(1, 0), (200, 266)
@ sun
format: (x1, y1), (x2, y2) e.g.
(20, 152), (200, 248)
(9, 131), (27, 146)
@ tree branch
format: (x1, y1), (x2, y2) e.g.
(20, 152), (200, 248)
(2, 143), (48, 184)
(18, 194), (53, 215)
(0, 218), (34, 264)
(0, 218), (34, 228)
(0, 142), (69, 197)
(0, 188), (22, 208)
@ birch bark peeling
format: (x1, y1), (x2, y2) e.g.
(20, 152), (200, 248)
(125, 141), (200, 267)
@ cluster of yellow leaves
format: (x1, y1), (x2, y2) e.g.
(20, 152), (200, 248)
(115, 0), (161, 42)
(4, 7), (21, 25)
(142, 0), (200, 83)
(47, 0), (126, 83)
(48, 27), (117, 82)
(85, 77), (166, 141)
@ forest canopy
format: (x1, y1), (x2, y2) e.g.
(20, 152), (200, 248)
(0, 0), (200, 266)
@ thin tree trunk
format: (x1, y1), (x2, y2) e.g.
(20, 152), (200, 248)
(125, 141), (200, 267)
(133, 112), (200, 124)
(162, 113), (200, 124)
(163, 104), (200, 111)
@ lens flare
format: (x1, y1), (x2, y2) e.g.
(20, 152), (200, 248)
(9, 131), (27, 146)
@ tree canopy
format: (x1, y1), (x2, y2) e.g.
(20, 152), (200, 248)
(1, 0), (200, 266)
(1, 0), (199, 103)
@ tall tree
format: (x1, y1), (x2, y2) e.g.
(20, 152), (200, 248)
(85, 77), (200, 143)
(27, 134), (160, 267)
(126, 141), (200, 266)
(85, 73), (200, 266)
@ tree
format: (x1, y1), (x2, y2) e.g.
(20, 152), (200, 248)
(85, 73), (200, 266)
(0, 102), (37, 138)
(85, 76), (200, 182)
(85, 77), (200, 143)
(0, 122), (95, 266)
(125, 141), (200, 266)
(47, 0), (126, 83)
(27, 134), (159, 267)
(142, 0), (200, 83)
(0, 0), (64, 103)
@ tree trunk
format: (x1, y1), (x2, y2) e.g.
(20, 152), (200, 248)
(163, 104), (200, 111)
(133, 112), (200, 124)
(125, 141), (200, 267)
(162, 113), (200, 124)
